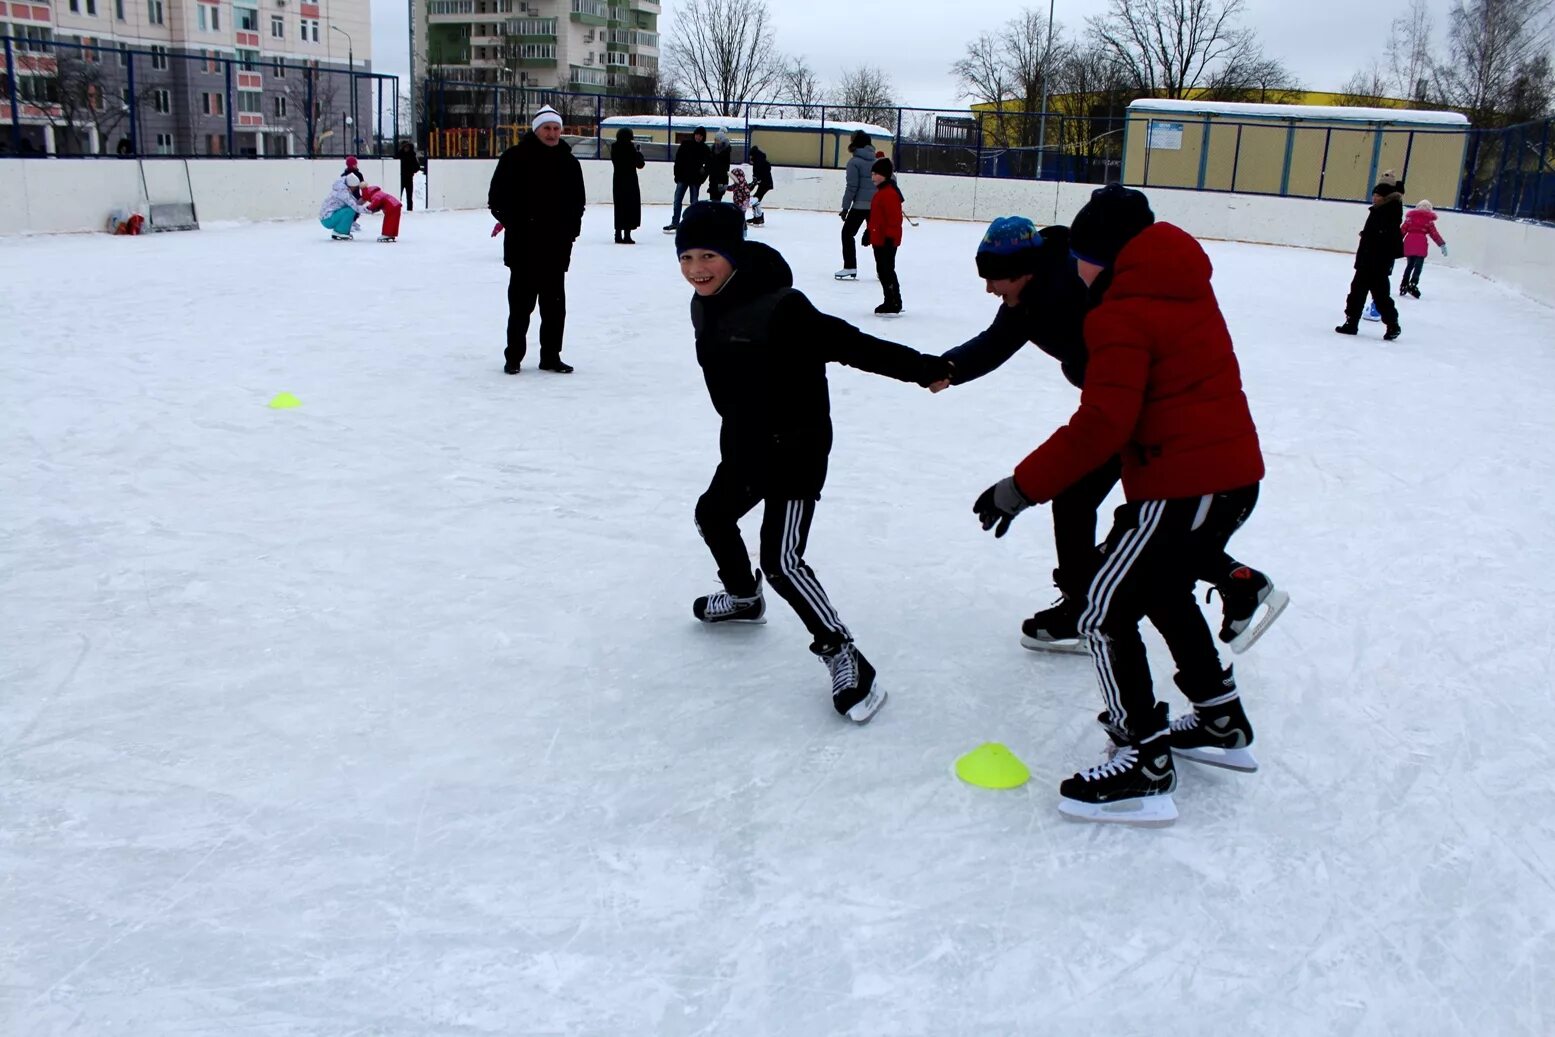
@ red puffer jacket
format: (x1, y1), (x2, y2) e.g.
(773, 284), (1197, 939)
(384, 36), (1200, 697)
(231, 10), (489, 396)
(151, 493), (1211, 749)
(867, 180), (903, 247)
(1013, 222), (1264, 503)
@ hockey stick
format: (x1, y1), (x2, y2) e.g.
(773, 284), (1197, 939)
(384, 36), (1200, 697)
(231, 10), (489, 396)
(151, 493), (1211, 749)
(904, 212), (921, 227)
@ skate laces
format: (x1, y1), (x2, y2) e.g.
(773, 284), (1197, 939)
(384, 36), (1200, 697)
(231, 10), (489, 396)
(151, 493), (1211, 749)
(822, 644), (858, 696)
(1169, 710), (1202, 734)
(704, 586), (757, 617)
(1079, 743), (1138, 782)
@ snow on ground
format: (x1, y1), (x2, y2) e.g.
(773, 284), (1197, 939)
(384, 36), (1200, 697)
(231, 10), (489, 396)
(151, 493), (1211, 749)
(3, 203), (1553, 1036)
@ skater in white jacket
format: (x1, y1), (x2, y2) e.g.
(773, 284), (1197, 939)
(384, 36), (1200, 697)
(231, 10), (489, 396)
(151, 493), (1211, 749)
(319, 174), (369, 240)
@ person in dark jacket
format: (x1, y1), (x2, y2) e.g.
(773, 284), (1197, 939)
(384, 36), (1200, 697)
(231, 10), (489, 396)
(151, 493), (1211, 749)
(488, 106), (585, 374)
(835, 130), (878, 278)
(663, 126), (710, 232)
(705, 130), (733, 201)
(936, 216), (1283, 656)
(973, 185), (1269, 825)
(675, 201), (952, 724)
(748, 143), (774, 226)
(610, 126), (644, 244)
(865, 156), (904, 315)
(396, 140), (421, 211)
(1337, 180), (1404, 340)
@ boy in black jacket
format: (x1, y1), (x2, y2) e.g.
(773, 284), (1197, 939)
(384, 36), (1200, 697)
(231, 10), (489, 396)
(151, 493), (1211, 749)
(676, 202), (952, 723)
(748, 144), (774, 226)
(1337, 180), (1404, 340)
(663, 126), (710, 232)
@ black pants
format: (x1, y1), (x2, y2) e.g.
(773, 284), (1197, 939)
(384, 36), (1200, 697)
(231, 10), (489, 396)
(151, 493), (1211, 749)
(1401, 255), (1424, 289)
(841, 210), (870, 270)
(872, 242), (900, 304)
(694, 465), (851, 647)
(1345, 263), (1399, 325)
(707, 180), (728, 202)
(1079, 485), (1260, 736)
(505, 260), (568, 368)
(400, 173), (415, 211)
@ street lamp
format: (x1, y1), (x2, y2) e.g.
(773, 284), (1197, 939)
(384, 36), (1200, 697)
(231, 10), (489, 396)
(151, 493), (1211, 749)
(330, 24), (359, 154)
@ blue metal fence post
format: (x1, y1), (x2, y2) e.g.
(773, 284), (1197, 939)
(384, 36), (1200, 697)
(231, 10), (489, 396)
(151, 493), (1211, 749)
(492, 84), (499, 156)
(1279, 122), (1297, 196)
(595, 93), (602, 160)
(818, 104), (825, 168)
(1231, 123), (1245, 193)
(224, 58), (234, 156)
(1364, 124), (1384, 199)
(974, 109), (984, 178)
(894, 106), (902, 173)
(1400, 130), (1415, 197)
(1315, 127), (1332, 198)
(1196, 116), (1211, 189)
(1488, 125), (1509, 213)
(4, 36), (22, 155)
(306, 66), (316, 158)
(1143, 120), (1153, 186)
(126, 48), (139, 156)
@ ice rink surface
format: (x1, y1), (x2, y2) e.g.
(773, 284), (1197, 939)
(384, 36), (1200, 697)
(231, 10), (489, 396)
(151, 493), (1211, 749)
(3, 203), (1554, 1035)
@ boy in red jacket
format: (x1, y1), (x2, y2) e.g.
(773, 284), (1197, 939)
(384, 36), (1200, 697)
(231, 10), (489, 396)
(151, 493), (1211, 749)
(866, 156), (904, 316)
(973, 185), (1266, 826)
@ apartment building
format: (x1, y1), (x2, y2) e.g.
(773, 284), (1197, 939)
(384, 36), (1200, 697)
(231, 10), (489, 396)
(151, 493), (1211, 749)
(416, 0), (659, 125)
(3, 0), (373, 155)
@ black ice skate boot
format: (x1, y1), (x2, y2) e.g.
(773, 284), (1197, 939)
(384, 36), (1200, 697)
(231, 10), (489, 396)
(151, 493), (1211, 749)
(812, 639), (885, 723)
(1334, 321), (1359, 335)
(1170, 667), (1257, 771)
(1211, 565), (1289, 653)
(1020, 569), (1088, 654)
(1058, 702), (1177, 826)
(1383, 323), (1402, 341)
(693, 571), (766, 624)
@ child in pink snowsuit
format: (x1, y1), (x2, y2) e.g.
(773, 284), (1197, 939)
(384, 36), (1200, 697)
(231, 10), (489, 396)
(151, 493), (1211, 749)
(357, 182), (403, 242)
(729, 167), (752, 218)
(1399, 200), (1446, 298)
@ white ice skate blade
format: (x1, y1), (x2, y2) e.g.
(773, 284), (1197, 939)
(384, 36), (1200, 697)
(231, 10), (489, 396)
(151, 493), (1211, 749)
(377, 236), (396, 243)
(834, 272), (858, 280)
(875, 312), (903, 319)
(330, 235), (353, 241)
(1227, 589), (1290, 655)
(845, 686), (887, 724)
(1174, 745), (1259, 772)
(1020, 634), (1089, 655)
(1058, 792), (1177, 827)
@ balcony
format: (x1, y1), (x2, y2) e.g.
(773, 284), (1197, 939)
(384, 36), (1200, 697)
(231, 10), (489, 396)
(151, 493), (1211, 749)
(570, 0), (608, 25)
(505, 16), (556, 38)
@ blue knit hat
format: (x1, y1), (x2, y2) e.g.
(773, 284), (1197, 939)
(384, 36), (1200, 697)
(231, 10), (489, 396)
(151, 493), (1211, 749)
(976, 216), (1043, 280)
(675, 201), (746, 266)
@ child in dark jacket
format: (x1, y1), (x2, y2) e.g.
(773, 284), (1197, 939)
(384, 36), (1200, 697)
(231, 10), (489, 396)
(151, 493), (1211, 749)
(973, 185), (1267, 825)
(1337, 180), (1405, 339)
(866, 156), (905, 316)
(675, 202), (952, 723)
(748, 144), (774, 226)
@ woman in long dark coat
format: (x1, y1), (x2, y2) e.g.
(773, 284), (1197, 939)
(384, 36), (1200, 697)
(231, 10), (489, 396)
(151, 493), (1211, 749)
(611, 127), (645, 243)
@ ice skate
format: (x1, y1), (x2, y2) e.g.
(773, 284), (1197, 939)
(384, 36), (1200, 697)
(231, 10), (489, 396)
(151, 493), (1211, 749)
(874, 300), (902, 318)
(813, 640), (885, 723)
(1211, 566), (1288, 653)
(503, 363), (520, 375)
(692, 571), (766, 624)
(1362, 301), (1382, 322)
(537, 358), (574, 374)
(663, 223), (678, 234)
(1058, 706), (1177, 826)
(1383, 323), (1402, 341)
(749, 214), (765, 227)
(834, 268), (858, 280)
(330, 233), (353, 241)
(377, 235), (396, 243)
(1334, 321), (1358, 335)
(1170, 689), (1258, 772)
(1020, 583), (1088, 654)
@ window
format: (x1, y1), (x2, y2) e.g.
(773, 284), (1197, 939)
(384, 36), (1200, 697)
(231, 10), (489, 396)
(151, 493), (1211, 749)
(272, 59), (287, 77)
(118, 43), (128, 66)
(121, 86), (130, 105)
(274, 95), (288, 117)
(237, 48), (258, 71)
(202, 91), (224, 115)
(198, 5), (207, 30)
(238, 8), (257, 31)
(270, 14), (283, 37)
(116, 0), (124, 19)
(238, 90), (261, 113)
(156, 132), (174, 154)
(151, 45), (168, 70)
(206, 133), (225, 153)
(153, 88), (171, 113)
(211, 6), (220, 30)
(69, 0), (79, 12)
(86, 0), (97, 14)
(148, 0), (164, 24)
(300, 18), (319, 42)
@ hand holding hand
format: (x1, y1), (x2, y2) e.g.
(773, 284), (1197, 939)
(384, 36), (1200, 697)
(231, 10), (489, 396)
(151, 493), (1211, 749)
(929, 379), (952, 394)
(916, 356), (954, 389)
(973, 476), (1032, 538)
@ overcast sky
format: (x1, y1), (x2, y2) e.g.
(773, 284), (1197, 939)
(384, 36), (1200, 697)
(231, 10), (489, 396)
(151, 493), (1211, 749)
(370, 0), (1441, 109)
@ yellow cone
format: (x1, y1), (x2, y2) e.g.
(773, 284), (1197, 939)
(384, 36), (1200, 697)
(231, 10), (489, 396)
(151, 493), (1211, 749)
(955, 742), (1030, 789)
(268, 392), (301, 409)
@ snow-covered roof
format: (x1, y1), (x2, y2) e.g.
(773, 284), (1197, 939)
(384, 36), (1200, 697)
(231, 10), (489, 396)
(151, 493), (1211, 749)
(601, 113), (895, 136)
(1127, 98), (1468, 127)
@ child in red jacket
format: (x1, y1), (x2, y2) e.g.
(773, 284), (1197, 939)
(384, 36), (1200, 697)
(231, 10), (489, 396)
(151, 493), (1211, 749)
(866, 156), (904, 316)
(973, 184), (1268, 826)
(356, 182), (402, 243)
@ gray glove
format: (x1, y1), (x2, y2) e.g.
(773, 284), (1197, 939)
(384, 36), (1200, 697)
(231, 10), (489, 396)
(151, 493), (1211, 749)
(974, 476), (1032, 538)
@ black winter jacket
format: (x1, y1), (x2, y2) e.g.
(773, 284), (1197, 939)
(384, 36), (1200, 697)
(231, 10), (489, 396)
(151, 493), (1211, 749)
(1355, 190), (1405, 269)
(943, 226), (1091, 388)
(692, 242), (948, 497)
(673, 137), (710, 186)
(750, 145), (774, 189)
(705, 142), (732, 187)
(488, 133), (585, 268)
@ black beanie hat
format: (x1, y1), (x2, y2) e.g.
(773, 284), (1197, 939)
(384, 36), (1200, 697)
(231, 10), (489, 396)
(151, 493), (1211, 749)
(850, 129), (872, 150)
(675, 201), (746, 265)
(871, 155), (893, 178)
(1069, 184), (1155, 267)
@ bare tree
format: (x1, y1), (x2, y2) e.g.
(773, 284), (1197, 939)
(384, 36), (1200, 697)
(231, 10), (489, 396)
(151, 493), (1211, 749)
(665, 0), (783, 115)
(831, 65), (896, 127)
(1201, 46), (1302, 103)
(778, 55), (824, 110)
(952, 31), (1010, 107)
(952, 9), (1065, 145)
(1338, 62), (1393, 108)
(1387, 0), (1437, 102)
(1435, 0), (1555, 125)
(30, 50), (153, 154)
(1088, 0), (1290, 99)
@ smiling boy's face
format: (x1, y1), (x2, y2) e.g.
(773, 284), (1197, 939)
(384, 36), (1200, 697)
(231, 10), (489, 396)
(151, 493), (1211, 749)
(680, 249), (735, 296)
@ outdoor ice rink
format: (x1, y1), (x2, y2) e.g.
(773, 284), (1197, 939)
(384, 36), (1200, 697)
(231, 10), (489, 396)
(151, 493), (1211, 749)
(4, 205), (1554, 1035)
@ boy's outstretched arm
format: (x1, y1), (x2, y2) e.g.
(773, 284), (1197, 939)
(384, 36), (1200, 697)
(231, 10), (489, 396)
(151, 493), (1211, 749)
(941, 304), (1028, 386)
(780, 294), (951, 387)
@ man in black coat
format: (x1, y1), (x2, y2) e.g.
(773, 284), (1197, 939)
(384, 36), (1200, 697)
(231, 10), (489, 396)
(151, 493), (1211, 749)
(1337, 180), (1404, 340)
(610, 126), (644, 243)
(489, 105), (585, 374)
(396, 140), (421, 211)
(663, 126), (709, 232)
